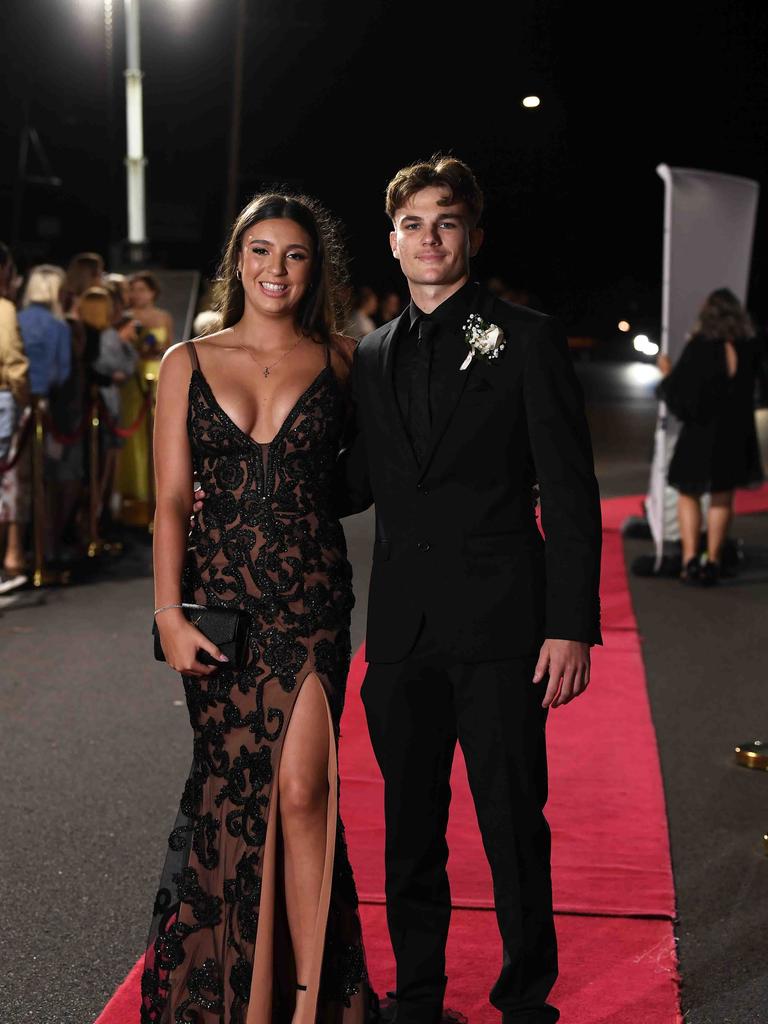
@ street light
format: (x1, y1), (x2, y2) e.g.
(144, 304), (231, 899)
(522, 96), (541, 109)
(124, 0), (147, 262)
(633, 334), (659, 357)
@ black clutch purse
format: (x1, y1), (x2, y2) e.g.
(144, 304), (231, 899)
(152, 603), (251, 670)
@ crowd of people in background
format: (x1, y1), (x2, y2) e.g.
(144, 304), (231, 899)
(1, 233), (764, 600)
(0, 242), (175, 594)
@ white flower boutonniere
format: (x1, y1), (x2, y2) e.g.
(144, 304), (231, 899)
(460, 314), (506, 371)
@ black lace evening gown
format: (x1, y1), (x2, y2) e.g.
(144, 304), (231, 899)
(141, 342), (371, 1024)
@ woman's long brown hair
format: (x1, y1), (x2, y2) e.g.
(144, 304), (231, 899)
(693, 287), (754, 341)
(214, 193), (349, 346)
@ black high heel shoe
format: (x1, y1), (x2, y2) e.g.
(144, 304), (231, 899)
(680, 557), (702, 584)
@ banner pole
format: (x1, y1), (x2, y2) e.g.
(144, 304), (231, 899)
(652, 164), (674, 571)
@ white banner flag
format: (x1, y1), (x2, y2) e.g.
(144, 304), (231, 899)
(647, 165), (760, 565)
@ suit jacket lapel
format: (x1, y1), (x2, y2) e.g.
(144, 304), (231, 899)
(379, 310), (419, 469)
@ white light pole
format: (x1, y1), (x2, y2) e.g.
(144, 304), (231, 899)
(124, 0), (147, 260)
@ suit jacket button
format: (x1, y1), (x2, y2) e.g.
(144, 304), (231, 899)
(417, 541), (430, 552)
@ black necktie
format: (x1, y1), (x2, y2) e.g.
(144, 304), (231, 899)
(408, 316), (435, 462)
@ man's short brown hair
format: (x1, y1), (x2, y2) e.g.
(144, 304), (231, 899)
(385, 154), (484, 226)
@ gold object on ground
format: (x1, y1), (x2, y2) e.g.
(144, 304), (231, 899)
(734, 740), (768, 771)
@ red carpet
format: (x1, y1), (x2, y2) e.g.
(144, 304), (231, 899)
(361, 907), (681, 1024)
(97, 491), (699, 1023)
(98, 910), (680, 1024)
(341, 625), (675, 917)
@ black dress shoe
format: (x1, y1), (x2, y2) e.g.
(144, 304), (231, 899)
(379, 995), (466, 1024)
(699, 559), (720, 586)
(679, 556), (702, 584)
(501, 1011), (559, 1024)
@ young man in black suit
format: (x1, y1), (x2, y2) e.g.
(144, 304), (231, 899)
(340, 155), (602, 1024)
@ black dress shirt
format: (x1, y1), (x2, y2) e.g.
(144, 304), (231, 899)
(393, 280), (477, 461)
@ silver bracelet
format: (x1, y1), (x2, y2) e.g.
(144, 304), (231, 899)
(153, 602), (204, 617)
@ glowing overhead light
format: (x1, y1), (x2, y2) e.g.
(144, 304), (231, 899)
(522, 96), (541, 109)
(618, 320), (631, 332)
(633, 334), (659, 356)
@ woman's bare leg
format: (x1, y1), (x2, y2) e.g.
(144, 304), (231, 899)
(706, 490), (733, 564)
(3, 522), (26, 571)
(677, 492), (702, 564)
(279, 673), (330, 1010)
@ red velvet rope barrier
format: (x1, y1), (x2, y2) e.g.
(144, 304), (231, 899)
(42, 409), (91, 445)
(98, 391), (152, 439)
(0, 381), (153, 474)
(41, 389), (152, 444)
(0, 411), (32, 473)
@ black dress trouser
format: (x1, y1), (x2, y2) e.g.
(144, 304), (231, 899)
(361, 622), (559, 1024)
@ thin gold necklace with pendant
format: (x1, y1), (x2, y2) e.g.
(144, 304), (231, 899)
(233, 328), (304, 379)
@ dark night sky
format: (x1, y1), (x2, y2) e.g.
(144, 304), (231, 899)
(2, 0), (767, 336)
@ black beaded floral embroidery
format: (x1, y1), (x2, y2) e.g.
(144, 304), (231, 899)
(141, 356), (368, 1023)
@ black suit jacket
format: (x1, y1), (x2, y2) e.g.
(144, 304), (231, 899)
(337, 284), (602, 664)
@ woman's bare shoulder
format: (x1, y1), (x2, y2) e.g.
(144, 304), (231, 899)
(159, 341), (196, 384)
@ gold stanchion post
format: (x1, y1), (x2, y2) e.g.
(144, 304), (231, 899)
(86, 385), (123, 558)
(31, 397), (69, 588)
(87, 385), (104, 558)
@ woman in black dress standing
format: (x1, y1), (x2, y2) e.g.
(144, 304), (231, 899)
(658, 288), (764, 584)
(143, 194), (373, 1024)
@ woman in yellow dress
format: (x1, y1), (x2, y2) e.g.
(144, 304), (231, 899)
(115, 272), (175, 525)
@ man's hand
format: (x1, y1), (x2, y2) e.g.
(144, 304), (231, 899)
(192, 483), (205, 513)
(533, 638), (591, 708)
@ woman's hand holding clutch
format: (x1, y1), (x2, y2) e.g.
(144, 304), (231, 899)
(155, 608), (229, 676)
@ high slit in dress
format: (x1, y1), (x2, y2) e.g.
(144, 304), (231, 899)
(141, 342), (371, 1024)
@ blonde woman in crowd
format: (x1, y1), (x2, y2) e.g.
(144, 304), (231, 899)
(18, 265), (71, 400)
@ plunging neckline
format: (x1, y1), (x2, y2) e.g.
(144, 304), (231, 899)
(190, 364), (333, 448)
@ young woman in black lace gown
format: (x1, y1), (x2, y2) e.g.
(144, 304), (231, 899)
(143, 194), (374, 1024)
